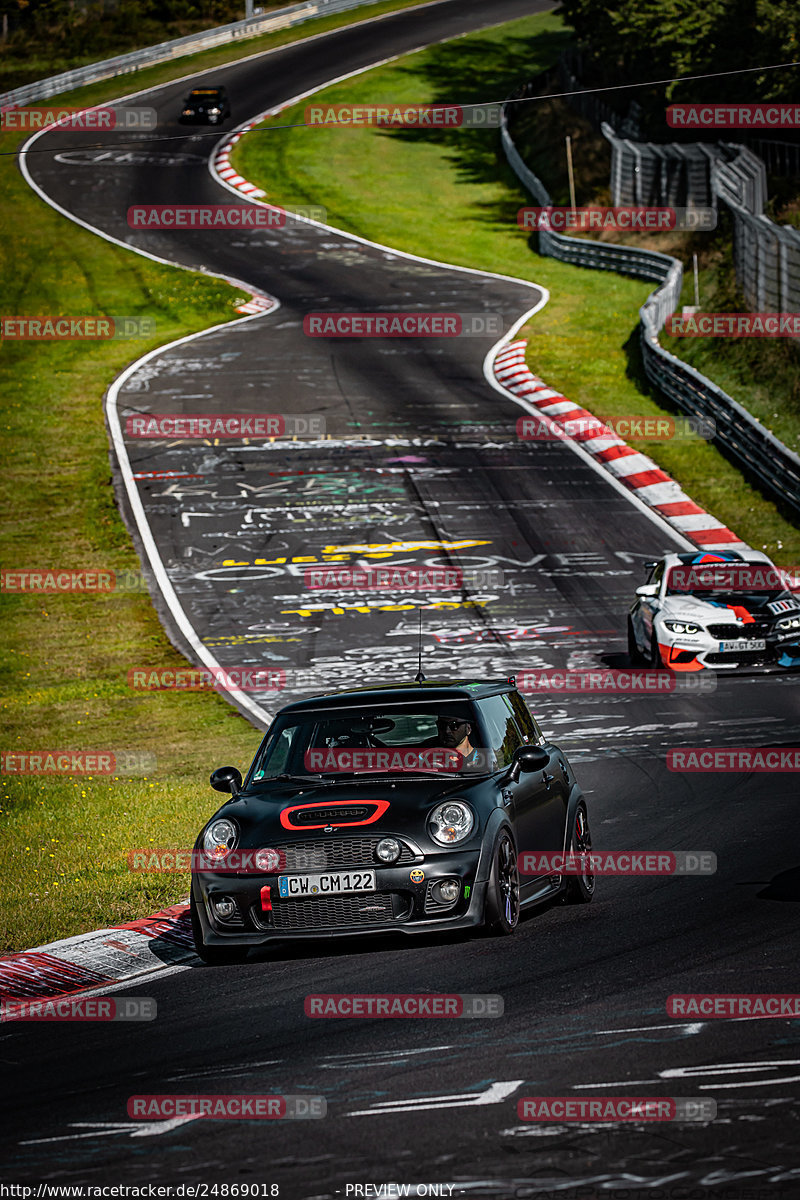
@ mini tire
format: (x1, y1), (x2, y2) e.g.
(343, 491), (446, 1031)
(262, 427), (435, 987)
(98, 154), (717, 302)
(564, 803), (595, 904)
(482, 830), (521, 935)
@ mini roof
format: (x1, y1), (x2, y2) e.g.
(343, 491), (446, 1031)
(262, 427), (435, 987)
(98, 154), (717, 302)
(278, 679), (517, 714)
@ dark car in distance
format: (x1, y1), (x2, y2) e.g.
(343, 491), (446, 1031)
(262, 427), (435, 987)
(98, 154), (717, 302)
(190, 679), (594, 963)
(179, 86), (231, 124)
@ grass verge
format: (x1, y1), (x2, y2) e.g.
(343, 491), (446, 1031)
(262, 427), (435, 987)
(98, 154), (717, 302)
(0, 0), (437, 956)
(232, 11), (800, 562)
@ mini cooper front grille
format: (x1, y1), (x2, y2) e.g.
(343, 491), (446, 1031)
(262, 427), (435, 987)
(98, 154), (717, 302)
(272, 838), (416, 871)
(289, 806), (372, 826)
(706, 623), (767, 639)
(271, 893), (396, 930)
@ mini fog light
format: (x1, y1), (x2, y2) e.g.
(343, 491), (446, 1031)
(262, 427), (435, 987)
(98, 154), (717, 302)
(213, 896), (236, 919)
(376, 837), (401, 863)
(434, 879), (460, 904)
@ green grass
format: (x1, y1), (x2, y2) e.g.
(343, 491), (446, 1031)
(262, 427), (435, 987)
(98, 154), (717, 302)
(0, 0), (437, 957)
(0, 155), (265, 954)
(233, 12), (800, 562)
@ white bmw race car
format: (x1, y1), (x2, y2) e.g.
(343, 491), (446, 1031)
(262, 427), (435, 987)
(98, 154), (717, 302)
(628, 550), (800, 671)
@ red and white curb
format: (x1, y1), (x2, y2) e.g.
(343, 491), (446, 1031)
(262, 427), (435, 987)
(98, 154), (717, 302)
(213, 120), (284, 315)
(214, 120), (268, 198)
(0, 904), (193, 1004)
(493, 340), (748, 552)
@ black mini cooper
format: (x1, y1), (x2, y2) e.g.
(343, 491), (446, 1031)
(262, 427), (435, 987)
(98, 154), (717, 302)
(179, 86), (231, 124)
(190, 679), (594, 963)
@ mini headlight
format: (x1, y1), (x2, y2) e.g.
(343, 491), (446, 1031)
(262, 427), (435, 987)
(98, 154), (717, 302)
(375, 837), (401, 863)
(428, 801), (474, 846)
(209, 107), (221, 115)
(776, 615), (800, 631)
(664, 620), (701, 634)
(203, 818), (237, 859)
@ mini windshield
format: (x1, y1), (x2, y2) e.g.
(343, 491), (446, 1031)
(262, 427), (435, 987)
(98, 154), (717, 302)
(248, 703), (492, 782)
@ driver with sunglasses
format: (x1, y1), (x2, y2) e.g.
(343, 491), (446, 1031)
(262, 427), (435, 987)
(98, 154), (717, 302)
(423, 713), (481, 768)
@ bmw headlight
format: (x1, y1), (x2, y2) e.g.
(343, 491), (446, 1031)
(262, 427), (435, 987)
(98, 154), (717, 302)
(776, 615), (800, 631)
(664, 620), (701, 635)
(209, 107), (221, 115)
(203, 818), (238, 860)
(428, 801), (474, 846)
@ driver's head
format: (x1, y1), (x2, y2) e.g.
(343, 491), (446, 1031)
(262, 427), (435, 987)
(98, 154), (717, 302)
(436, 713), (472, 748)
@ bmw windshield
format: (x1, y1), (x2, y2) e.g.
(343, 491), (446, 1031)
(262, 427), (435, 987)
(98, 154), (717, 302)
(666, 562), (788, 599)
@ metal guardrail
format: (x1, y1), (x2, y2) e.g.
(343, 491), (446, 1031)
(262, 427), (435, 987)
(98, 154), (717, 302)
(501, 105), (800, 520)
(0, 0), (380, 108)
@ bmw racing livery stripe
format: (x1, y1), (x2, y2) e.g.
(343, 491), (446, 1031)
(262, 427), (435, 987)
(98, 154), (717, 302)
(492, 341), (749, 551)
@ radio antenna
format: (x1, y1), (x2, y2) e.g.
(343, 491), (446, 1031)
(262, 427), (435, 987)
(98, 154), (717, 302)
(414, 607), (426, 682)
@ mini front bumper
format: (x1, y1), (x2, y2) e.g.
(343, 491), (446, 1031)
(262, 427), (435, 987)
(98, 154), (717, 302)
(192, 848), (487, 946)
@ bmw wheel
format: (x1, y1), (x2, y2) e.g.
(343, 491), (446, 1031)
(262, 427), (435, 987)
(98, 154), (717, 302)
(628, 616), (646, 665)
(483, 831), (520, 935)
(564, 803), (595, 904)
(190, 892), (250, 965)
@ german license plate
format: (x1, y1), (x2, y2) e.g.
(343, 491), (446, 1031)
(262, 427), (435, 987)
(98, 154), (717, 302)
(278, 870), (376, 898)
(719, 639), (766, 652)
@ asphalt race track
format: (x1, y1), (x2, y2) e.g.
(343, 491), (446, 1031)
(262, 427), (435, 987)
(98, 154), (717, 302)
(3, 0), (800, 1194)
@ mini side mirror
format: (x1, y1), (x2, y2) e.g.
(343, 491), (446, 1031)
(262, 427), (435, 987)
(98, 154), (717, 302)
(503, 744), (550, 784)
(210, 766), (243, 795)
